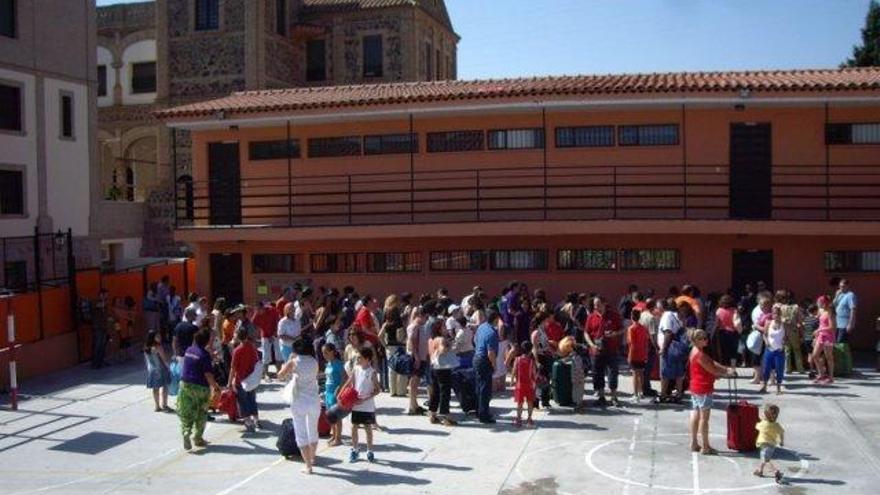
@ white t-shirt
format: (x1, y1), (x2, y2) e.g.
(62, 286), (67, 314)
(658, 311), (683, 349)
(461, 294), (475, 315)
(766, 322), (784, 352)
(290, 355), (319, 412)
(351, 365), (376, 413)
(445, 316), (463, 338)
(277, 316), (301, 345)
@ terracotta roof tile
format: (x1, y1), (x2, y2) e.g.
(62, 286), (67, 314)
(155, 68), (880, 119)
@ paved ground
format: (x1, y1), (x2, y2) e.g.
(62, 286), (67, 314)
(1, 357), (879, 495)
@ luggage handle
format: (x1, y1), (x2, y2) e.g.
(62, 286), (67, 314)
(727, 376), (738, 404)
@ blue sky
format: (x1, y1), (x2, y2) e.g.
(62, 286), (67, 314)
(96, 0), (872, 79)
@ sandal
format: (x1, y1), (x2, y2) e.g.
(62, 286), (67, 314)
(700, 447), (719, 456)
(691, 444), (702, 452)
(753, 469), (763, 477)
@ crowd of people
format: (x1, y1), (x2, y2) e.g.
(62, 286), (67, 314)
(138, 276), (862, 477)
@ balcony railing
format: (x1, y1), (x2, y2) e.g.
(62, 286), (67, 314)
(174, 163), (880, 228)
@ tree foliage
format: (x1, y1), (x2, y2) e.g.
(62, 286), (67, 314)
(844, 0), (880, 67)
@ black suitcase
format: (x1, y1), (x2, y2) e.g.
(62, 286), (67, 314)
(451, 368), (477, 413)
(276, 418), (301, 458)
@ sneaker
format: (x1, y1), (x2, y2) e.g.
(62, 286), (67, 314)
(367, 451), (375, 463)
(245, 421), (256, 433)
(429, 414), (440, 424)
(349, 449), (359, 463)
(596, 396), (608, 407)
(513, 418), (522, 427)
(193, 438), (208, 448)
(441, 417), (458, 427)
(774, 471), (784, 484)
(183, 435), (192, 451)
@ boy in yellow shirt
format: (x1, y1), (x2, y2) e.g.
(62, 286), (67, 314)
(754, 404), (785, 483)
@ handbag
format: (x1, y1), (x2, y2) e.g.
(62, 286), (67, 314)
(168, 359), (182, 396)
(667, 330), (689, 361)
(388, 346), (414, 376)
(746, 330), (764, 355)
(241, 361), (263, 392)
(280, 378), (295, 405)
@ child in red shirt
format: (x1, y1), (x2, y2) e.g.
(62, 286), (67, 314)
(626, 309), (650, 403)
(513, 341), (538, 427)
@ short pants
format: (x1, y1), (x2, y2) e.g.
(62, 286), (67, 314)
(759, 444), (777, 462)
(690, 393), (713, 410)
(629, 360), (646, 370)
(351, 411), (376, 425)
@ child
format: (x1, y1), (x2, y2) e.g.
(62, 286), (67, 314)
(493, 324), (511, 392)
(322, 343), (344, 446)
(513, 341), (537, 427)
(754, 404), (785, 484)
(802, 303), (819, 378)
(229, 327), (261, 432)
(143, 329), (172, 412)
(626, 309), (650, 403)
(811, 296), (836, 384)
(340, 346), (381, 463)
(760, 306), (786, 395)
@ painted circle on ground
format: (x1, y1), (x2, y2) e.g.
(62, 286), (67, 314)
(584, 434), (809, 493)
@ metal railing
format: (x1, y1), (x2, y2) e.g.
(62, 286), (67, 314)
(174, 163), (880, 228)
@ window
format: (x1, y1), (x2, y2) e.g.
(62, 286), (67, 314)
(252, 254), (302, 274)
(97, 65), (107, 97)
(131, 62), (156, 94)
(366, 253), (422, 273)
(0, 0), (14, 38)
(426, 130), (484, 153)
(307, 136), (361, 158)
(430, 251), (487, 271)
(557, 249), (617, 271)
(424, 42), (433, 80)
(60, 93), (74, 139)
(306, 39), (326, 82)
(0, 82), (22, 132)
(0, 169), (24, 215)
(619, 249), (680, 271)
(490, 250), (548, 271)
(824, 251), (880, 272)
(435, 49), (441, 80)
(362, 35), (383, 78)
(194, 0), (219, 31)
(4, 260), (26, 290)
(619, 124), (679, 146)
(275, 0), (286, 36)
(488, 128), (544, 150)
(826, 123), (880, 144)
(310, 253), (365, 273)
(364, 133), (418, 155)
(555, 126), (615, 148)
(248, 139), (300, 160)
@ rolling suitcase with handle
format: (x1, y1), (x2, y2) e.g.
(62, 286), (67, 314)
(726, 378), (759, 452)
(276, 418), (301, 458)
(551, 358), (574, 406)
(833, 343), (853, 377)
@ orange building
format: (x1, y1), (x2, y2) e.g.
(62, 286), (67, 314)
(157, 68), (880, 349)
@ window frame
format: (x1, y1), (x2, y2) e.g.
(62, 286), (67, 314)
(0, 165), (26, 217)
(305, 39), (327, 82)
(363, 133), (418, 156)
(130, 61), (157, 95)
(824, 251), (880, 273)
(4, 260), (27, 291)
(97, 65), (108, 97)
(489, 249), (548, 271)
(248, 139), (301, 161)
(487, 128), (545, 150)
(309, 253), (365, 274)
(194, 0), (220, 31)
(557, 248), (618, 271)
(362, 35), (383, 78)
(619, 249), (681, 271)
(366, 252), (422, 273)
(252, 254), (302, 274)
(825, 123), (880, 145)
(424, 41), (433, 80)
(0, 0), (15, 39)
(429, 250), (487, 272)
(555, 125), (615, 148)
(426, 130), (484, 153)
(307, 136), (362, 158)
(59, 91), (75, 140)
(618, 124), (680, 147)
(0, 79), (24, 134)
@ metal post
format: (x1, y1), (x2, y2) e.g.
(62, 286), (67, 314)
(66, 229), (81, 363)
(612, 166), (617, 219)
(682, 104), (688, 219)
(7, 306), (18, 410)
(824, 102), (830, 220)
(287, 120), (293, 226)
(542, 107), (548, 220)
(172, 130), (179, 229)
(347, 175), (352, 225)
(33, 227), (44, 340)
(476, 170), (481, 221)
(409, 113), (415, 223)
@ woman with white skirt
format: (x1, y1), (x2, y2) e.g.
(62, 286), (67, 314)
(278, 336), (320, 474)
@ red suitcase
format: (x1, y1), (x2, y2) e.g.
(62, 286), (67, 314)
(318, 405), (332, 438)
(218, 388), (239, 422)
(726, 379), (758, 451)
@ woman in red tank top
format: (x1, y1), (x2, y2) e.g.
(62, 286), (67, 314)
(688, 329), (735, 455)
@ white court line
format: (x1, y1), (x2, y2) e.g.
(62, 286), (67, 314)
(691, 452), (700, 495)
(621, 418), (640, 495)
(213, 458), (284, 495)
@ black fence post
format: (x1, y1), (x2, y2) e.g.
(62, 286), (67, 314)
(66, 228), (80, 362)
(612, 166), (618, 220)
(347, 175), (352, 225)
(476, 170), (481, 221)
(33, 227), (44, 340)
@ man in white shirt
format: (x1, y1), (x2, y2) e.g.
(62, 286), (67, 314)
(461, 286), (482, 316)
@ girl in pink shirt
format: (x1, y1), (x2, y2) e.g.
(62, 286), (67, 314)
(811, 295), (836, 384)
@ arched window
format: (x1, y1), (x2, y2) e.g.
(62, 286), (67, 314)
(124, 166), (135, 201)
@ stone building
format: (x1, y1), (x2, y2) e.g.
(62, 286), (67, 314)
(96, 0), (458, 259)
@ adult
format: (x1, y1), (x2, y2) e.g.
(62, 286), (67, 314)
(776, 290), (805, 374)
(449, 304), (475, 369)
(277, 302), (302, 363)
(253, 301), (281, 376)
(229, 327), (261, 432)
(750, 293), (773, 384)
(278, 336), (321, 474)
(275, 285), (299, 316)
(91, 289), (110, 369)
(143, 283), (162, 339)
(584, 297), (624, 406)
(209, 297), (227, 357)
(833, 278), (857, 344)
(172, 307), (200, 358)
(406, 306), (430, 415)
(156, 276), (171, 334)
(714, 294), (742, 369)
(461, 286), (482, 316)
(531, 313), (558, 408)
(474, 309), (502, 424)
(688, 329), (735, 455)
(177, 329), (221, 450)
(659, 300), (691, 403)
(428, 318), (458, 426)
(355, 295), (381, 346)
(618, 284), (638, 325)
(380, 294), (407, 397)
(676, 285), (703, 326)
(167, 285), (183, 328)
(637, 298), (661, 397)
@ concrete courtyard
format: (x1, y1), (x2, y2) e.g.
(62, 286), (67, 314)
(1, 358), (879, 495)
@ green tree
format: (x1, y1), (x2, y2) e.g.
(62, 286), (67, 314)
(844, 0), (880, 67)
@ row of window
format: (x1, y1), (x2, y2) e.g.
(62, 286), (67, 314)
(0, 83), (75, 138)
(96, 61), (156, 97)
(306, 34), (383, 82)
(0, 168), (24, 215)
(824, 251), (880, 273)
(251, 249), (682, 274)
